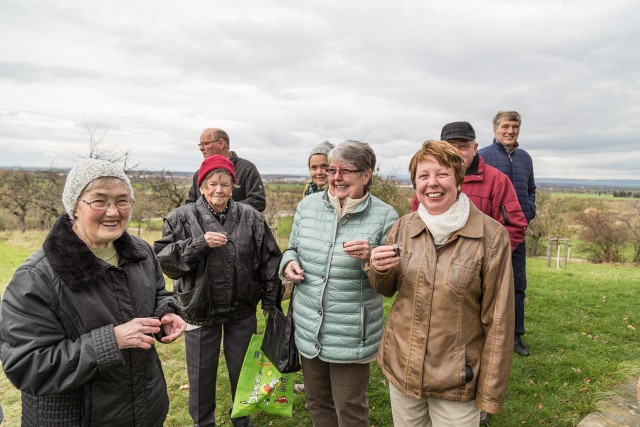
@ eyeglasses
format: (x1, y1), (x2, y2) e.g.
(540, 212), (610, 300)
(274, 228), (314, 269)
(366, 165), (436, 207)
(326, 168), (362, 177)
(198, 139), (221, 148)
(80, 198), (134, 211)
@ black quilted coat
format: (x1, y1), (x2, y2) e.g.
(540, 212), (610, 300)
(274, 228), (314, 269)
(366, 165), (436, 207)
(0, 215), (181, 426)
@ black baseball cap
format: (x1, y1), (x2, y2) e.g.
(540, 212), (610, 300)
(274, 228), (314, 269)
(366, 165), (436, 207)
(441, 121), (476, 141)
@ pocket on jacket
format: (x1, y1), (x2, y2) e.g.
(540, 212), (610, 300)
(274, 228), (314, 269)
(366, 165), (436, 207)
(177, 288), (208, 318)
(397, 250), (412, 278)
(177, 288), (195, 306)
(444, 257), (480, 295)
(501, 200), (522, 225)
(360, 306), (367, 341)
(234, 270), (262, 306)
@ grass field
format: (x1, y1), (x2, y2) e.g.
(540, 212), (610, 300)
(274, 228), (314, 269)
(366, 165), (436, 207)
(1, 229), (639, 426)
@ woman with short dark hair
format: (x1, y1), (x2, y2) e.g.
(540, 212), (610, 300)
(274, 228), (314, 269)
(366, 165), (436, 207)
(369, 140), (515, 426)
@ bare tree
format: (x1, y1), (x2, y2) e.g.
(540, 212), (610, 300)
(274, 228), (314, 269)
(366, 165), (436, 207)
(82, 126), (139, 173)
(143, 170), (189, 212)
(34, 169), (65, 228)
(129, 191), (160, 237)
(0, 169), (39, 232)
(576, 207), (630, 263)
(617, 201), (640, 263)
(263, 183), (303, 227)
(527, 190), (574, 256)
(371, 169), (412, 216)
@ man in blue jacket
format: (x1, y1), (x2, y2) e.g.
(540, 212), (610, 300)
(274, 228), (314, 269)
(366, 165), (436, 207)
(478, 111), (536, 358)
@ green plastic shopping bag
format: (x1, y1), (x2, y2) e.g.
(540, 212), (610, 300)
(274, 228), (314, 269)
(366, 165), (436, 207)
(231, 334), (295, 418)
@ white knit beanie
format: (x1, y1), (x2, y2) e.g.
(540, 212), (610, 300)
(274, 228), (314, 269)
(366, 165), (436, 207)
(308, 140), (334, 163)
(62, 158), (134, 219)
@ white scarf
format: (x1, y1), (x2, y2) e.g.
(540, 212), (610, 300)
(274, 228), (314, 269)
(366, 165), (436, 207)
(328, 191), (368, 219)
(417, 193), (470, 246)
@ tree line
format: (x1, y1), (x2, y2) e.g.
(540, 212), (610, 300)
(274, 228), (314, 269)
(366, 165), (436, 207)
(1, 166), (639, 265)
(612, 190), (640, 198)
(0, 168), (189, 234)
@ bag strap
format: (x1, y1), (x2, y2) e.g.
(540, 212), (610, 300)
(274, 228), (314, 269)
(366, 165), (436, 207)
(274, 278), (295, 318)
(286, 287), (295, 318)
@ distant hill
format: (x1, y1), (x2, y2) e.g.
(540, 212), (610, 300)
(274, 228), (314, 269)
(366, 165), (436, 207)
(2, 166), (638, 191)
(536, 178), (640, 190)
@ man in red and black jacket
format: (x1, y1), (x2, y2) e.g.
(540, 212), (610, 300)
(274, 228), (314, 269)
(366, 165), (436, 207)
(411, 121), (527, 252)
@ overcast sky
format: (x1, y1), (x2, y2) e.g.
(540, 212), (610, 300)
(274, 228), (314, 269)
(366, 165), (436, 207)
(2, 0), (639, 179)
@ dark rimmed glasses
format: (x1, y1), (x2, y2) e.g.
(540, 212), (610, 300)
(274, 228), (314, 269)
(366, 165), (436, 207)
(198, 139), (221, 148)
(326, 168), (362, 177)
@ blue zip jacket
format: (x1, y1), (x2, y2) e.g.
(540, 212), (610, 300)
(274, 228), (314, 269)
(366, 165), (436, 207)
(478, 139), (536, 223)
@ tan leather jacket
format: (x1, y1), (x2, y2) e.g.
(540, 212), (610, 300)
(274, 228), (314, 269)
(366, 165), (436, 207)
(368, 204), (515, 414)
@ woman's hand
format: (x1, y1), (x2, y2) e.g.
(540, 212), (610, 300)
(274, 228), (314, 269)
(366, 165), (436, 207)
(343, 239), (373, 262)
(114, 317), (161, 350)
(284, 261), (305, 282)
(204, 231), (228, 248)
(159, 313), (187, 343)
(370, 245), (401, 272)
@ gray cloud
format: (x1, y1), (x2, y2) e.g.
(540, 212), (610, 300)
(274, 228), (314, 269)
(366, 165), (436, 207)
(1, 0), (639, 179)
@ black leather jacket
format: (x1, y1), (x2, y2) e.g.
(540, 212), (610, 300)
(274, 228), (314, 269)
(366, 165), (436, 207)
(154, 198), (281, 325)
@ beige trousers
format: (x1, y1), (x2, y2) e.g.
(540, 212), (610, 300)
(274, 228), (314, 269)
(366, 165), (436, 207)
(389, 382), (480, 427)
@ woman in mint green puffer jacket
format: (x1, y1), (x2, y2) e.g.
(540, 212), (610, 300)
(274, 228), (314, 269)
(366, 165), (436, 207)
(280, 140), (398, 426)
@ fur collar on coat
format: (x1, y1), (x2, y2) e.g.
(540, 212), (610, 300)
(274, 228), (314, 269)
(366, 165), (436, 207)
(42, 215), (148, 291)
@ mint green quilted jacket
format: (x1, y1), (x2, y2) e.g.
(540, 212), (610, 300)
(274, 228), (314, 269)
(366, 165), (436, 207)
(280, 191), (398, 363)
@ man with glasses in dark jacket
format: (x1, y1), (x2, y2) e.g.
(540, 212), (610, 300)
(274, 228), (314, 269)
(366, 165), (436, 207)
(186, 128), (266, 212)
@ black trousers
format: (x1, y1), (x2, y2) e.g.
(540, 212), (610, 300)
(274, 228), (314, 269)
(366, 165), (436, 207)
(185, 314), (257, 427)
(512, 241), (528, 338)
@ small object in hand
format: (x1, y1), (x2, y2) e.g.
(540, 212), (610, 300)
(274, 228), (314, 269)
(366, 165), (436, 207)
(392, 243), (401, 257)
(148, 316), (160, 337)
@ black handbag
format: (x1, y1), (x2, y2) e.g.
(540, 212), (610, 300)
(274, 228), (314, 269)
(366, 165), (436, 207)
(261, 283), (301, 373)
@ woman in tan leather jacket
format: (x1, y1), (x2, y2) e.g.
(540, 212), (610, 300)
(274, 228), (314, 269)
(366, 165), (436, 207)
(368, 140), (515, 427)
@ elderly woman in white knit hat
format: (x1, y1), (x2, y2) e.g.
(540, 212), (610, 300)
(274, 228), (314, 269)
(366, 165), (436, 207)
(0, 158), (185, 426)
(303, 140), (335, 197)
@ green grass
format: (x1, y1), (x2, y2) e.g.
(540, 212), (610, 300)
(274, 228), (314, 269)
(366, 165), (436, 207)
(274, 216), (294, 249)
(1, 231), (639, 426)
(266, 182), (305, 192)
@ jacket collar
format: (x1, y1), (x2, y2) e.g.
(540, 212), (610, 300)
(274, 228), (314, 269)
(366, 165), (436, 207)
(228, 151), (239, 165)
(196, 197), (239, 235)
(406, 203), (484, 242)
(466, 154), (481, 176)
(322, 190), (371, 214)
(464, 155), (485, 184)
(43, 215), (147, 291)
(493, 138), (519, 154)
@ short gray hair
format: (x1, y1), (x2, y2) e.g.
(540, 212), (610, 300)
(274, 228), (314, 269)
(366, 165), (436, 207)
(492, 111), (522, 127)
(328, 140), (376, 190)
